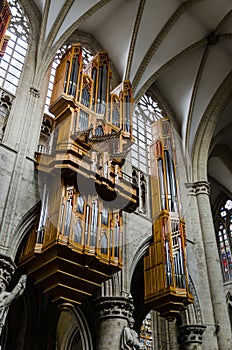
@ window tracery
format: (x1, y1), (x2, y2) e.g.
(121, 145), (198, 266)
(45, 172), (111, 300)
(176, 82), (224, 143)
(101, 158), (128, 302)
(131, 92), (165, 217)
(131, 92), (164, 174)
(0, 0), (29, 95)
(138, 93), (164, 122)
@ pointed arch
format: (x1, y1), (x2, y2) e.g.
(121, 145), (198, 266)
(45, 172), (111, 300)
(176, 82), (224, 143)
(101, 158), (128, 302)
(56, 306), (93, 350)
(192, 70), (232, 182)
(10, 201), (40, 260)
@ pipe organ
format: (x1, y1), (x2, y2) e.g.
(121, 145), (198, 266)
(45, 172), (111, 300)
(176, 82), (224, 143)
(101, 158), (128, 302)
(144, 118), (193, 320)
(19, 44), (138, 305)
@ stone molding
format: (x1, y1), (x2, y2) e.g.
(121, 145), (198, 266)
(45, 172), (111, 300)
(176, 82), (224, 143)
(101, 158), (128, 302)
(96, 296), (134, 320)
(179, 324), (206, 345)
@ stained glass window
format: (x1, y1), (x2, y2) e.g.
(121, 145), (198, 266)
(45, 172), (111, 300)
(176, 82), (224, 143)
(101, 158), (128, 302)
(140, 312), (154, 349)
(0, 0), (30, 95)
(215, 198), (232, 281)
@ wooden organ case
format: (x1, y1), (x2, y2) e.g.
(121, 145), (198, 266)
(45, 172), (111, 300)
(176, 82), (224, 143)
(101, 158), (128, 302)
(144, 118), (193, 320)
(0, 0), (11, 60)
(19, 44), (138, 305)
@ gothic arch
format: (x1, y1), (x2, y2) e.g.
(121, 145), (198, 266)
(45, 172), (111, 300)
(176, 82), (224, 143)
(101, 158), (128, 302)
(182, 276), (203, 325)
(4, 275), (59, 349)
(56, 306), (93, 350)
(19, 0), (41, 35)
(130, 239), (203, 330)
(129, 236), (151, 287)
(9, 201), (40, 260)
(192, 71), (232, 182)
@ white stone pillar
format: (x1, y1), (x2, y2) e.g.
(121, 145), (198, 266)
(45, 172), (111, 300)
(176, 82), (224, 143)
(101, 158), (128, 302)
(194, 181), (232, 349)
(186, 183), (218, 349)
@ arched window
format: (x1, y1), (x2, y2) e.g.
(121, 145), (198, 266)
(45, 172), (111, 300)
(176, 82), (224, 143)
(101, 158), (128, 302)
(131, 93), (165, 218)
(215, 198), (232, 281)
(131, 92), (164, 174)
(0, 0), (30, 95)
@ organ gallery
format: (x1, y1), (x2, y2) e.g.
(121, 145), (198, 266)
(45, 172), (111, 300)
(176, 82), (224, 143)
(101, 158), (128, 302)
(19, 44), (138, 305)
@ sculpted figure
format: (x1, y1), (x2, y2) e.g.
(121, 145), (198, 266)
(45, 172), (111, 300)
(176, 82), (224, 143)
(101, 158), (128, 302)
(0, 274), (27, 338)
(120, 317), (145, 350)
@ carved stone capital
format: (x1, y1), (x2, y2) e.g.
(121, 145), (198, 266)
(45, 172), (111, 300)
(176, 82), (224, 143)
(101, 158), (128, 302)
(0, 254), (16, 289)
(178, 324), (206, 345)
(30, 87), (40, 98)
(96, 296), (134, 321)
(192, 181), (210, 196)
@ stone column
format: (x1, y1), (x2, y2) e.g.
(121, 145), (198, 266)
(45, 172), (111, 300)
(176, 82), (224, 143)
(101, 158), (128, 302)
(186, 184), (217, 348)
(194, 181), (232, 349)
(96, 296), (134, 350)
(178, 325), (206, 350)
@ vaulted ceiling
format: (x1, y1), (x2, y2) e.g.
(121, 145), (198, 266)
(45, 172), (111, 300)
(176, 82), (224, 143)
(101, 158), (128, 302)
(31, 0), (232, 203)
